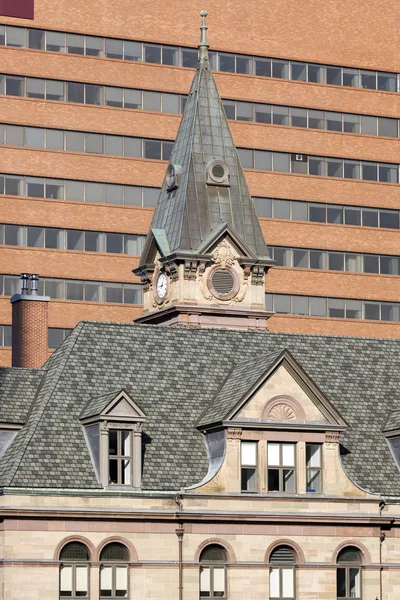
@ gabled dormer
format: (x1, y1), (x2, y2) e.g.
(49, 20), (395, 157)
(134, 11), (274, 330)
(190, 350), (373, 498)
(80, 389), (146, 489)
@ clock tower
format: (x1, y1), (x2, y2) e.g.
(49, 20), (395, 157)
(134, 11), (274, 330)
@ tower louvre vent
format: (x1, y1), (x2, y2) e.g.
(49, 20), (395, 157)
(211, 269), (235, 295)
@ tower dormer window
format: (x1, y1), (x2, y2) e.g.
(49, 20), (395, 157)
(206, 160), (230, 186)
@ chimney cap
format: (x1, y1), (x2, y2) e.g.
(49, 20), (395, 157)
(10, 273), (50, 304)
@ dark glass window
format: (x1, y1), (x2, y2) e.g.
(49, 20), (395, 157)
(363, 255), (379, 273)
(105, 135), (123, 156)
(272, 106), (289, 126)
(361, 208), (378, 227)
(124, 89), (142, 109)
(181, 48), (197, 68)
(326, 66), (341, 85)
(46, 31), (65, 52)
(86, 36), (103, 57)
(255, 103), (271, 124)
(6, 75), (25, 96)
(66, 33), (84, 54)
(360, 115), (377, 135)
(309, 204), (326, 222)
(105, 39), (123, 59)
(124, 137), (142, 157)
(105, 87), (123, 107)
(46, 80), (64, 101)
(26, 77), (45, 99)
(27, 176), (44, 198)
(124, 40), (141, 61)
(360, 70), (376, 89)
(7, 26), (25, 47)
(255, 150), (273, 171)
(86, 84), (102, 105)
(28, 29), (45, 50)
(309, 109), (324, 129)
(85, 133), (103, 154)
(326, 112), (342, 132)
(236, 55), (252, 74)
(274, 199), (290, 219)
(364, 301), (380, 320)
(26, 127), (45, 148)
(380, 210), (399, 229)
(378, 73), (396, 92)
(66, 82), (84, 104)
(308, 64), (325, 83)
(66, 131), (84, 152)
(327, 206), (343, 224)
(66, 281), (84, 301)
(67, 230), (84, 251)
(219, 53), (235, 73)
(291, 62), (306, 81)
(344, 207), (361, 226)
(291, 108), (307, 128)
(292, 201), (308, 221)
(162, 46), (179, 66)
(6, 125), (24, 146)
(46, 129), (64, 150)
(361, 162), (378, 181)
(254, 198), (272, 218)
(237, 101), (253, 121)
(328, 252), (344, 271)
(27, 226), (44, 248)
(106, 233), (123, 253)
(272, 59), (289, 79)
(328, 298), (345, 318)
(342, 68), (359, 87)
(144, 43), (161, 63)
(343, 114), (359, 133)
(255, 57), (271, 77)
(143, 188), (159, 207)
(143, 91), (161, 111)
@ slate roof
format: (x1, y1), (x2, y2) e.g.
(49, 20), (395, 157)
(383, 410), (400, 433)
(0, 367), (44, 424)
(80, 389), (124, 420)
(0, 322), (400, 496)
(197, 350), (283, 427)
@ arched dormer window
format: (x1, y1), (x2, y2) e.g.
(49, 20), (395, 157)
(269, 545), (296, 599)
(59, 541), (90, 598)
(337, 546), (362, 599)
(199, 544), (227, 598)
(100, 542), (130, 598)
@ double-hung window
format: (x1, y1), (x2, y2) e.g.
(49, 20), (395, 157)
(108, 429), (133, 486)
(59, 542), (89, 598)
(269, 545), (296, 599)
(100, 542), (129, 598)
(267, 443), (296, 492)
(199, 545), (227, 599)
(337, 547), (362, 599)
(306, 443), (322, 492)
(240, 441), (257, 492)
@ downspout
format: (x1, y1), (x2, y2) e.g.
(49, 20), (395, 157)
(379, 500), (386, 600)
(175, 494), (184, 600)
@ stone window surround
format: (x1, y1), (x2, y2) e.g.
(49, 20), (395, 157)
(99, 421), (142, 489)
(50, 535), (371, 567)
(232, 430), (330, 495)
(81, 391), (145, 490)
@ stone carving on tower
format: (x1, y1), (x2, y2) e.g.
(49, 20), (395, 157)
(134, 11), (274, 330)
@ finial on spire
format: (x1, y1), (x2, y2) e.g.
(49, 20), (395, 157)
(198, 9), (209, 62)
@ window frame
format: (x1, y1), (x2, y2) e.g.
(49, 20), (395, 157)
(99, 543), (130, 600)
(108, 426), (134, 487)
(305, 443), (322, 493)
(267, 442), (297, 493)
(336, 547), (362, 600)
(269, 545), (296, 600)
(240, 440), (258, 493)
(59, 542), (90, 599)
(199, 545), (227, 600)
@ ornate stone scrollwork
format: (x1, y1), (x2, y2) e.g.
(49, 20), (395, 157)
(212, 241), (235, 267)
(325, 431), (340, 446)
(227, 428), (242, 438)
(268, 403), (296, 421)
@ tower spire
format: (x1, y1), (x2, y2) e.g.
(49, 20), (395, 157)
(134, 11), (274, 330)
(198, 9), (209, 62)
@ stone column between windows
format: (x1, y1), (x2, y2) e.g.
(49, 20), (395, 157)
(133, 425), (142, 489)
(297, 441), (306, 494)
(100, 423), (109, 487)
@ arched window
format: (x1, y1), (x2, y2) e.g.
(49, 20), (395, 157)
(199, 544), (227, 599)
(100, 542), (129, 598)
(269, 545), (296, 599)
(337, 547), (362, 599)
(59, 541), (90, 598)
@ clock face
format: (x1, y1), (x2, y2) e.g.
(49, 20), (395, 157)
(156, 273), (168, 299)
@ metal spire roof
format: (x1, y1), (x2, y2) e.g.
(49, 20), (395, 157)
(146, 10), (270, 260)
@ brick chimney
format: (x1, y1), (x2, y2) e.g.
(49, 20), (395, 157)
(11, 274), (49, 368)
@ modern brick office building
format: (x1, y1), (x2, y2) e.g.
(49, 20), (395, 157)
(0, 0), (400, 366)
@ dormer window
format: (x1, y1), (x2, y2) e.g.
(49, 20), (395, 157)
(80, 389), (146, 490)
(267, 443), (296, 493)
